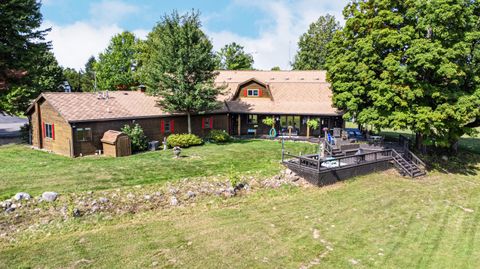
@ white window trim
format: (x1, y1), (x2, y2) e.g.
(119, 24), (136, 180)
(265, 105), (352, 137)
(247, 89), (259, 97)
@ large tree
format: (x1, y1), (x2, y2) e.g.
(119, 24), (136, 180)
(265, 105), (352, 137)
(216, 42), (254, 70)
(327, 0), (480, 150)
(292, 14), (341, 70)
(0, 0), (50, 91)
(0, 51), (63, 114)
(94, 31), (138, 91)
(140, 11), (223, 134)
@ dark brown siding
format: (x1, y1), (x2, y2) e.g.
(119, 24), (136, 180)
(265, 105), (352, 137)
(73, 114), (229, 156)
(31, 100), (73, 156)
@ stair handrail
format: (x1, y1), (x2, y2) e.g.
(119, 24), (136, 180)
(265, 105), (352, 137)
(324, 138), (333, 156)
(391, 149), (414, 177)
(403, 149), (426, 172)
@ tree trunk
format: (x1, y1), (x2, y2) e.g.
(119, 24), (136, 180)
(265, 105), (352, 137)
(187, 112), (192, 134)
(415, 132), (425, 153)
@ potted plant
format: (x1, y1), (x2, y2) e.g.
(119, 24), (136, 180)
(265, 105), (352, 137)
(262, 117), (276, 138)
(306, 118), (319, 138)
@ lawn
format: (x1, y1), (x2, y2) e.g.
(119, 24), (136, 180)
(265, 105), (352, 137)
(1, 138), (480, 268)
(1, 170), (480, 268)
(0, 140), (317, 200)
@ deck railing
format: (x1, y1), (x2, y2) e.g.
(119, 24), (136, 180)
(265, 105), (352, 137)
(283, 149), (394, 172)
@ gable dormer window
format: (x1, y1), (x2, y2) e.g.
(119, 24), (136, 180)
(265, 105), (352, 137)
(247, 89), (259, 97)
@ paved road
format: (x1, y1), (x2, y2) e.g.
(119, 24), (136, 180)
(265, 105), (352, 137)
(0, 113), (28, 138)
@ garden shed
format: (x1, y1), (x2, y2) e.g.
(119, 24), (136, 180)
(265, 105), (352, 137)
(101, 130), (131, 157)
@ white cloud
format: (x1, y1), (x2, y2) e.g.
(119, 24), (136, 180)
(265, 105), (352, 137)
(89, 0), (140, 25)
(208, 0), (348, 70)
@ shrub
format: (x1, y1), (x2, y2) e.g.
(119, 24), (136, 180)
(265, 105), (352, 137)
(121, 124), (148, 152)
(167, 133), (203, 148)
(206, 129), (231, 143)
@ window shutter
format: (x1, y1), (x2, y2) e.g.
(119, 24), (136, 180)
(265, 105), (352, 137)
(170, 120), (175, 133)
(161, 120), (165, 133)
(243, 89), (247, 97)
(259, 89), (262, 96)
(42, 122), (45, 138)
(202, 118), (205, 129)
(210, 117), (213, 129)
(52, 124), (55, 140)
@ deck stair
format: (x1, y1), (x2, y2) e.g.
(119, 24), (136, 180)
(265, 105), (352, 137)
(391, 149), (426, 178)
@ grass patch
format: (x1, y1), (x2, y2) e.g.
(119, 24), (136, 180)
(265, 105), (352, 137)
(0, 140), (317, 199)
(1, 170), (480, 268)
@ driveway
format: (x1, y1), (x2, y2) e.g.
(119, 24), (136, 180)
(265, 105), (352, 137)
(0, 113), (28, 138)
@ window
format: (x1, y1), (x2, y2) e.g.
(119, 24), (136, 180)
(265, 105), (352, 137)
(42, 122), (55, 140)
(202, 117), (213, 129)
(76, 128), (92, 142)
(248, 115), (258, 124)
(161, 119), (174, 133)
(247, 89), (259, 97)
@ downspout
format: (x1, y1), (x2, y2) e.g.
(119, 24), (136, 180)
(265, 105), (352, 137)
(70, 123), (75, 157)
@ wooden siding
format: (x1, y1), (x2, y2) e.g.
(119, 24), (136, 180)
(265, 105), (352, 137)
(239, 82), (270, 98)
(73, 114), (229, 156)
(30, 99), (73, 156)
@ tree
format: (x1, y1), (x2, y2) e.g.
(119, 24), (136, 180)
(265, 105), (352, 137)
(0, 0), (50, 92)
(216, 42), (254, 70)
(140, 11), (223, 134)
(94, 31), (138, 91)
(0, 51), (63, 114)
(326, 0), (480, 151)
(271, 66), (281, 71)
(82, 56), (97, 92)
(62, 68), (83, 92)
(292, 14), (341, 70)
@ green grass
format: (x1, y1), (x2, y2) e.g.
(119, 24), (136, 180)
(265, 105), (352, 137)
(0, 140), (317, 199)
(2, 170), (480, 268)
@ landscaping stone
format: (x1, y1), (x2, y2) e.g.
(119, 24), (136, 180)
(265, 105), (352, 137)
(186, 191), (196, 199)
(99, 197), (109, 203)
(1, 200), (12, 209)
(13, 192), (31, 201)
(41, 192), (58, 202)
(73, 208), (81, 217)
(144, 195), (152, 201)
(170, 196), (178, 206)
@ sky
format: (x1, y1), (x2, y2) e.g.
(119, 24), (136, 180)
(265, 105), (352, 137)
(41, 0), (349, 71)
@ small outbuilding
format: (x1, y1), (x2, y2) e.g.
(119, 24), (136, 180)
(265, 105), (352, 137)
(101, 130), (131, 157)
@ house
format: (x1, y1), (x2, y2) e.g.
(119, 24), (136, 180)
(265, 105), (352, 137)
(25, 70), (343, 157)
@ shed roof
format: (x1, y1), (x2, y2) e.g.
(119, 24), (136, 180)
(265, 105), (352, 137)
(101, 130), (127, 144)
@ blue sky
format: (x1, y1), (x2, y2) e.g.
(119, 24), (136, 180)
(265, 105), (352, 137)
(41, 0), (349, 70)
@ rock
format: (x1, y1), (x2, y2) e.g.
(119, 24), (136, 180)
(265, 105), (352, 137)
(313, 229), (320, 239)
(1, 200), (12, 209)
(5, 207), (15, 213)
(442, 155), (448, 161)
(41, 192), (58, 202)
(144, 195), (151, 201)
(127, 193), (135, 199)
(91, 205), (99, 213)
(169, 188), (178, 195)
(186, 191), (196, 199)
(170, 196), (179, 206)
(99, 197), (109, 203)
(154, 192), (162, 197)
(72, 208), (81, 217)
(10, 203), (18, 209)
(13, 192), (31, 201)
(87, 191), (93, 195)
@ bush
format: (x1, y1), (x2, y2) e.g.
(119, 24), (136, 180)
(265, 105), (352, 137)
(20, 123), (30, 143)
(121, 124), (148, 152)
(167, 133), (203, 148)
(262, 117), (275, 127)
(206, 129), (231, 143)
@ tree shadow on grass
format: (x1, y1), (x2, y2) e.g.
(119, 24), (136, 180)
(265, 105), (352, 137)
(422, 151), (480, 176)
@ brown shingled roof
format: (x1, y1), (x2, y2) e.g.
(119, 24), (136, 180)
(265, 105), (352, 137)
(27, 70), (341, 122)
